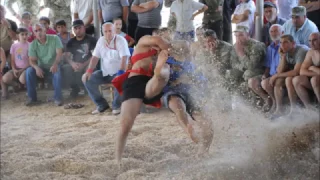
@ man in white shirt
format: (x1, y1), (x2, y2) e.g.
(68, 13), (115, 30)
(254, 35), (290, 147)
(170, 0), (208, 41)
(82, 23), (130, 115)
(232, 0), (256, 37)
(73, 0), (94, 35)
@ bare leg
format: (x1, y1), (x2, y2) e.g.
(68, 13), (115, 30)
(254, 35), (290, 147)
(311, 76), (320, 103)
(196, 113), (214, 154)
(19, 70), (26, 85)
(248, 77), (271, 110)
(293, 76), (313, 109)
(145, 63), (170, 99)
(285, 77), (297, 114)
(1, 71), (14, 98)
(116, 98), (143, 164)
(261, 78), (275, 112)
(273, 78), (285, 115)
(168, 96), (199, 143)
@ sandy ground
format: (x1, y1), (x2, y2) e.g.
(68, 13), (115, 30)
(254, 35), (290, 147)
(1, 88), (319, 180)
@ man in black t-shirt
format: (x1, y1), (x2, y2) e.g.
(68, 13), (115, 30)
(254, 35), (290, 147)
(63, 20), (97, 97)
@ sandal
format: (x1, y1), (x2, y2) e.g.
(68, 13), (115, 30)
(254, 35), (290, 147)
(64, 103), (84, 109)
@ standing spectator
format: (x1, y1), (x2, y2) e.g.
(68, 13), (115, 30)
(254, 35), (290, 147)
(283, 6), (319, 47)
(63, 20), (97, 98)
(82, 23), (130, 115)
(250, 24), (283, 112)
(128, 0), (139, 42)
(55, 20), (74, 52)
(268, 34), (308, 119)
(170, 0), (208, 42)
(98, 0), (129, 33)
(200, 0), (224, 40)
(19, 12), (35, 43)
(1, 28), (30, 99)
(223, 0), (239, 43)
(73, 0), (95, 35)
(299, 0), (320, 31)
(113, 18), (135, 47)
(0, 5), (18, 55)
(292, 32), (320, 112)
(39, 17), (57, 35)
(261, 2), (286, 46)
(131, 0), (163, 43)
(6, 0), (40, 23)
(277, 0), (298, 20)
(25, 24), (64, 106)
(232, 0), (256, 37)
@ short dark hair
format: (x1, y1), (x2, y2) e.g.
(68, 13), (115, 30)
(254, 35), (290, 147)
(203, 29), (217, 38)
(281, 34), (295, 42)
(113, 17), (122, 23)
(55, 19), (66, 27)
(17, 27), (28, 34)
(39, 16), (50, 25)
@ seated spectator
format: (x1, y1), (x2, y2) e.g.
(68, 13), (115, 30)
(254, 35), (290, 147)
(283, 6), (319, 47)
(227, 26), (266, 84)
(0, 5), (18, 55)
(170, 0), (207, 42)
(249, 24), (284, 112)
(55, 20), (74, 51)
(63, 20), (97, 98)
(277, 0), (298, 20)
(98, 0), (129, 33)
(232, 0), (256, 37)
(25, 24), (64, 106)
(73, 0), (94, 35)
(299, 0), (320, 31)
(267, 34), (308, 119)
(82, 23), (130, 115)
(190, 26), (206, 58)
(262, 2), (286, 46)
(131, 0), (163, 43)
(292, 32), (319, 111)
(202, 29), (233, 77)
(1, 28), (30, 99)
(0, 47), (7, 82)
(113, 18), (135, 47)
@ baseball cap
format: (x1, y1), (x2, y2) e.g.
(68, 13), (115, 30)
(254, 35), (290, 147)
(292, 6), (307, 17)
(233, 26), (249, 33)
(72, 19), (84, 27)
(264, 2), (277, 9)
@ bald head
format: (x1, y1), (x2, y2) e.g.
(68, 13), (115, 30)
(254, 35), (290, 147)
(102, 22), (115, 41)
(309, 32), (320, 50)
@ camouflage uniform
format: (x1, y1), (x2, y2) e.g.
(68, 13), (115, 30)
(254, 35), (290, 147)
(227, 38), (266, 83)
(43, 0), (72, 29)
(6, 0), (41, 23)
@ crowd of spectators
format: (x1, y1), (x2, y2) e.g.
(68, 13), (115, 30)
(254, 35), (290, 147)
(0, 0), (319, 119)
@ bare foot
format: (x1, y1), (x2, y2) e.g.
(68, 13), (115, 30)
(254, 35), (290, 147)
(187, 124), (199, 143)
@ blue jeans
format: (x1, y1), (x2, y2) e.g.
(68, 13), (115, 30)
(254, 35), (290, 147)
(174, 30), (195, 42)
(26, 66), (62, 101)
(84, 70), (121, 111)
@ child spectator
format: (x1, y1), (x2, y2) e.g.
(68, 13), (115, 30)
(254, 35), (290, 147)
(113, 18), (135, 47)
(20, 12), (34, 43)
(55, 19), (74, 51)
(1, 28), (30, 99)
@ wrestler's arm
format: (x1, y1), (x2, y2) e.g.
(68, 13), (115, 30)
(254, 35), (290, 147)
(138, 36), (171, 50)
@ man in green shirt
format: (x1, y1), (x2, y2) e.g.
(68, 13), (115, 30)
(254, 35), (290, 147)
(199, 0), (224, 39)
(25, 23), (63, 106)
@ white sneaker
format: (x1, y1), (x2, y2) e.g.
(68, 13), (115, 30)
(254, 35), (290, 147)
(112, 109), (121, 115)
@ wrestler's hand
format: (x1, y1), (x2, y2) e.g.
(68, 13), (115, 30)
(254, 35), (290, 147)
(82, 72), (92, 83)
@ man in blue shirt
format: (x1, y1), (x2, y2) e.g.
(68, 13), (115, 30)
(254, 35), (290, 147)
(248, 24), (283, 112)
(283, 6), (319, 47)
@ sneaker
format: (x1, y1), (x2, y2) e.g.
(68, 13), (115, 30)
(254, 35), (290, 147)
(112, 109), (121, 115)
(91, 106), (110, 115)
(54, 100), (63, 106)
(25, 99), (41, 106)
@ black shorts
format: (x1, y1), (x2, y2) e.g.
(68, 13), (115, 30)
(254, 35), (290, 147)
(122, 75), (163, 104)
